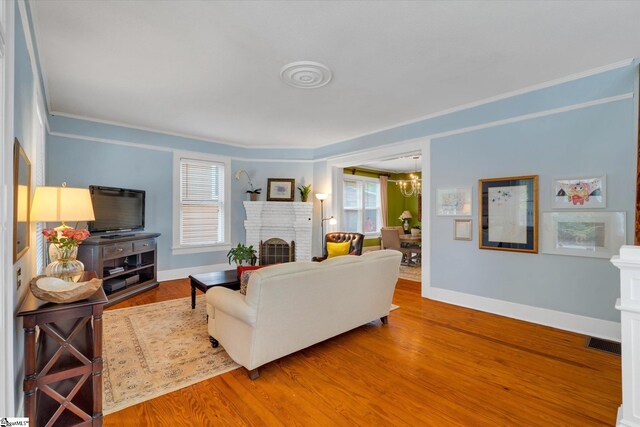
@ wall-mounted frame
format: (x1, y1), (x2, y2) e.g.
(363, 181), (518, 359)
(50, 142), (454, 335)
(13, 138), (31, 263)
(266, 178), (295, 202)
(436, 187), (472, 216)
(479, 175), (538, 253)
(454, 219), (472, 241)
(552, 175), (606, 209)
(540, 211), (626, 259)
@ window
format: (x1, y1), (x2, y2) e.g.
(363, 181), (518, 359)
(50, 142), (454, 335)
(343, 176), (381, 236)
(173, 151), (230, 254)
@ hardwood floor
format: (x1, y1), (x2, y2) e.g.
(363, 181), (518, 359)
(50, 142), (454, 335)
(105, 279), (621, 426)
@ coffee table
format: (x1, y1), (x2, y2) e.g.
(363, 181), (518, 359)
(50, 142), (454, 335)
(189, 270), (240, 309)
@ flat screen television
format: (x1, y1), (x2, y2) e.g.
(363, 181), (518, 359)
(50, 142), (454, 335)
(88, 185), (145, 233)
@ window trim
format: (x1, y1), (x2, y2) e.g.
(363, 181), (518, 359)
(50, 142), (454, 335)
(172, 150), (231, 255)
(342, 174), (382, 238)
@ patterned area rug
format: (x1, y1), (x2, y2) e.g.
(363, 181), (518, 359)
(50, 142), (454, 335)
(399, 264), (421, 282)
(102, 295), (239, 414)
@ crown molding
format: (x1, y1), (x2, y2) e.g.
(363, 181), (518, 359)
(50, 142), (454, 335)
(329, 58), (635, 146)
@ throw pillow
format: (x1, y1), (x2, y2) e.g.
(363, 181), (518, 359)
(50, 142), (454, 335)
(327, 241), (351, 258)
(237, 265), (265, 281)
(240, 271), (254, 295)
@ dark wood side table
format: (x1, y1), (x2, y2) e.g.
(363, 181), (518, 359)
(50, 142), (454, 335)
(189, 270), (240, 309)
(17, 272), (107, 426)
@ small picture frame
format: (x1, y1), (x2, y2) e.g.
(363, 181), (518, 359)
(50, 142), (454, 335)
(267, 178), (295, 202)
(454, 219), (472, 241)
(436, 187), (472, 216)
(540, 211), (626, 259)
(552, 176), (606, 209)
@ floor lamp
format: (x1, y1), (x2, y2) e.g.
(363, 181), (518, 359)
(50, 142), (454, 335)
(315, 193), (337, 250)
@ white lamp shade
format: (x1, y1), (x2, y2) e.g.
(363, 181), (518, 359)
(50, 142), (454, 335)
(31, 186), (95, 222)
(315, 193), (328, 201)
(329, 217), (337, 225)
(401, 210), (413, 219)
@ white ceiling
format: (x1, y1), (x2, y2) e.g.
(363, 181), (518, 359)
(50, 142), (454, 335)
(31, 1), (640, 149)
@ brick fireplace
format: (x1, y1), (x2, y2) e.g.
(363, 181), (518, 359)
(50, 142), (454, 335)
(243, 201), (313, 262)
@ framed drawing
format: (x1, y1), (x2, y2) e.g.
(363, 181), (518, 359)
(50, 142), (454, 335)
(454, 219), (472, 241)
(267, 178), (295, 201)
(552, 176), (606, 209)
(436, 187), (472, 216)
(479, 175), (538, 253)
(540, 211), (626, 259)
(13, 138), (31, 263)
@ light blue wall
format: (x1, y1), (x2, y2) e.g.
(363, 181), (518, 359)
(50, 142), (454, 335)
(431, 99), (635, 322)
(46, 61), (638, 324)
(314, 66), (635, 159)
(46, 134), (316, 270)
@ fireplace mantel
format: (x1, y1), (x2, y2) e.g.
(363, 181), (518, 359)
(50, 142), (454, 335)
(243, 201), (313, 262)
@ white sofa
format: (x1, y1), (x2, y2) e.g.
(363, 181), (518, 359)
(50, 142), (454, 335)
(206, 249), (402, 379)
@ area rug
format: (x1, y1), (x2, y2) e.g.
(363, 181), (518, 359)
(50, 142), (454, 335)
(102, 295), (239, 414)
(399, 264), (421, 282)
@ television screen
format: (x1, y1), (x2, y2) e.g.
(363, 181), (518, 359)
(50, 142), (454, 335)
(88, 186), (145, 233)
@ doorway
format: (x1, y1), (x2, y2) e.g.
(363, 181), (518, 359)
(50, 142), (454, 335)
(324, 137), (430, 294)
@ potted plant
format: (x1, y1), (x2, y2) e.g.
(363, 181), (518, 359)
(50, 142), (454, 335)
(235, 169), (262, 201)
(298, 184), (311, 202)
(227, 243), (258, 280)
(227, 243), (257, 266)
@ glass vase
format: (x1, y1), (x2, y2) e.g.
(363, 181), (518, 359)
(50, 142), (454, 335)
(46, 246), (84, 282)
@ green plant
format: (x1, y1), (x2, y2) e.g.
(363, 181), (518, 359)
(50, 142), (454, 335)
(298, 184), (312, 202)
(226, 243), (257, 266)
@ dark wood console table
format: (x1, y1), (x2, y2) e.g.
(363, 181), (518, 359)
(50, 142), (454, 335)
(77, 232), (160, 306)
(17, 272), (107, 426)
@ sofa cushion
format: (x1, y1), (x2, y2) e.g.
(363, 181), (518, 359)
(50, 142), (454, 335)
(240, 270), (254, 295)
(327, 241), (351, 258)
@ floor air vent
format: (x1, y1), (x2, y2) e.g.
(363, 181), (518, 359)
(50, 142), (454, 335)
(585, 337), (621, 355)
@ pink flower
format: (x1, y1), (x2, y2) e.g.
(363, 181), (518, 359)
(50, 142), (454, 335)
(42, 228), (55, 242)
(73, 230), (90, 241)
(62, 228), (76, 238)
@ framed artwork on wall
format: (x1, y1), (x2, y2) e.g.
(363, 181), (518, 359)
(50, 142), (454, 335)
(436, 187), (472, 216)
(266, 178), (295, 201)
(454, 219), (472, 241)
(540, 211), (626, 259)
(13, 138), (31, 263)
(552, 176), (606, 209)
(479, 175), (538, 253)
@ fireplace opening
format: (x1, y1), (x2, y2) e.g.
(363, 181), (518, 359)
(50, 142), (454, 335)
(259, 238), (295, 265)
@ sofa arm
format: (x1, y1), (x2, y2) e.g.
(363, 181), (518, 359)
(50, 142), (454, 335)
(207, 287), (257, 326)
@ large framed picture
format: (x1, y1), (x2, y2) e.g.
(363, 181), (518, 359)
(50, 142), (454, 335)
(479, 175), (538, 253)
(540, 211), (626, 259)
(552, 175), (606, 209)
(436, 187), (472, 216)
(267, 178), (295, 201)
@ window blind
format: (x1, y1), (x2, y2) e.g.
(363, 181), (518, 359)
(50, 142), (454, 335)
(180, 158), (225, 246)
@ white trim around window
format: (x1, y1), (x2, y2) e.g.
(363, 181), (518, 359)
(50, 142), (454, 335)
(342, 174), (382, 238)
(172, 150), (231, 255)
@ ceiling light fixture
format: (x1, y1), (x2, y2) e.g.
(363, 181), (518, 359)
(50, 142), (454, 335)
(392, 156), (422, 198)
(280, 61), (332, 89)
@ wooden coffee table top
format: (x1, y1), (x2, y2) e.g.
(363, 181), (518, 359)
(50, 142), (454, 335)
(190, 270), (239, 290)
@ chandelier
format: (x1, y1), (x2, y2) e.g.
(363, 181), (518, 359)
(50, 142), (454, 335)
(395, 156), (422, 197)
(397, 173), (422, 197)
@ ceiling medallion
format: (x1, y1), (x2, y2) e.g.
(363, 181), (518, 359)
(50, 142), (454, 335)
(280, 61), (332, 89)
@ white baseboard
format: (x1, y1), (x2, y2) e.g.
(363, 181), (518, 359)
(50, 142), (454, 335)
(157, 263), (230, 282)
(425, 286), (621, 341)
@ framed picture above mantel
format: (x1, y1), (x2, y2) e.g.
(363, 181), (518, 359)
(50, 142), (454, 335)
(267, 178), (295, 202)
(479, 175), (538, 253)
